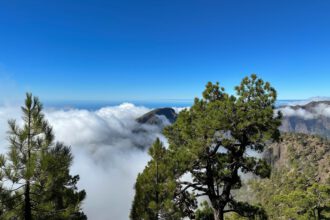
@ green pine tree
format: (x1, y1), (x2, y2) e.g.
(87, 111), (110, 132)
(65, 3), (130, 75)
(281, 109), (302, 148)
(0, 93), (86, 219)
(34, 143), (87, 220)
(163, 74), (281, 220)
(130, 138), (182, 220)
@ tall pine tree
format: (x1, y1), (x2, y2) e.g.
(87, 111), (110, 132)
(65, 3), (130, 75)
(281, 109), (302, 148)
(163, 74), (281, 220)
(130, 138), (183, 220)
(0, 93), (86, 219)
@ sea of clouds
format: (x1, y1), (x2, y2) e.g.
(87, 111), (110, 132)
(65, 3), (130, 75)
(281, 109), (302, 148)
(0, 103), (173, 220)
(277, 98), (330, 120)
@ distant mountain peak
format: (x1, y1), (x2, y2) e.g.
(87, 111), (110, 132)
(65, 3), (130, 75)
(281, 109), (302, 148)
(136, 107), (177, 125)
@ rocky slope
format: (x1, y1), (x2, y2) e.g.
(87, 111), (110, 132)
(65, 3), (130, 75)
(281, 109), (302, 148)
(264, 133), (330, 182)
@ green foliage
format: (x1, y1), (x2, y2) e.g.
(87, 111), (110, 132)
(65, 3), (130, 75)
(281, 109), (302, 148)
(0, 93), (86, 219)
(273, 187), (315, 219)
(251, 171), (330, 219)
(34, 143), (87, 220)
(130, 138), (183, 220)
(195, 201), (214, 220)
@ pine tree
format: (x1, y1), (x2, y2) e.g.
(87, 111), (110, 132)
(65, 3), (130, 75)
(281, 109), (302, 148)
(0, 93), (86, 219)
(130, 138), (182, 220)
(34, 143), (87, 219)
(163, 74), (281, 220)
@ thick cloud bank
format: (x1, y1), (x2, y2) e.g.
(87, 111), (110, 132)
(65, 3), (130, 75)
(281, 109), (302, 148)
(278, 106), (315, 120)
(0, 103), (171, 220)
(45, 103), (166, 158)
(278, 102), (330, 120)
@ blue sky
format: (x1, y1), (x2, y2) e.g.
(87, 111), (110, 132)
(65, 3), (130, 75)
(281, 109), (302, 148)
(0, 0), (330, 102)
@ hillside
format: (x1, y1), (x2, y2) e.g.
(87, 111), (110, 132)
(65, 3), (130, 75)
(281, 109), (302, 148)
(237, 133), (330, 219)
(264, 133), (330, 182)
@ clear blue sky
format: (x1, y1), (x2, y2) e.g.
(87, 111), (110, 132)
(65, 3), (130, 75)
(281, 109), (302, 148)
(0, 0), (330, 101)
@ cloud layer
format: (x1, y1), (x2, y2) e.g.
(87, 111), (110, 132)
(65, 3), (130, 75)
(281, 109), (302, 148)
(278, 103), (330, 120)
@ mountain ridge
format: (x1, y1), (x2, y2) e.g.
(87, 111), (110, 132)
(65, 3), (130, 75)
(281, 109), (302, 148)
(136, 107), (177, 126)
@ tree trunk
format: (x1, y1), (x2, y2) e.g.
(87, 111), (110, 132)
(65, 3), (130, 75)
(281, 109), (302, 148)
(316, 207), (321, 220)
(156, 160), (159, 220)
(213, 209), (224, 220)
(24, 181), (32, 220)
(25, 103), (32, 220)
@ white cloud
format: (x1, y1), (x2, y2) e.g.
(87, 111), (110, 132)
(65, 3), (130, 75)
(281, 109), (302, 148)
(172, 106), (190, 114)
(312, 103), (330, 118)
(278, 106), (315, 120)
(278, 102), (330, 120)
(70, 146), (150, 220)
